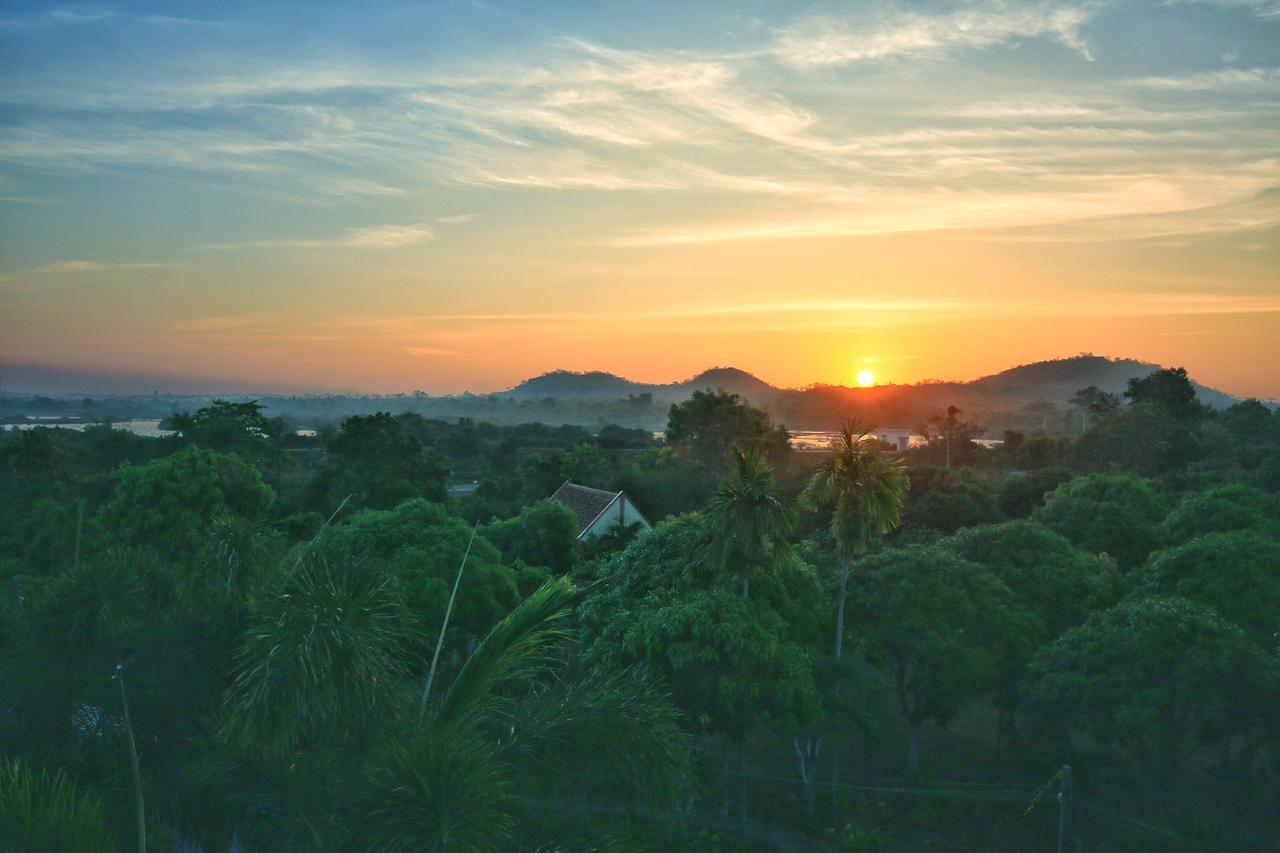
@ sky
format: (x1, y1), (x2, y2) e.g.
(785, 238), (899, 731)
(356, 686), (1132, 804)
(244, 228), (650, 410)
(1, 0), (1277, 397)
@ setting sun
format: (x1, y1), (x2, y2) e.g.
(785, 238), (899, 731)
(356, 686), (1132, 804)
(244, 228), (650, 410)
(856, 369), (875, 387)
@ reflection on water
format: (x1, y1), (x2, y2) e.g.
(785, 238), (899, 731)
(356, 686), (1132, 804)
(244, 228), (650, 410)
(4, 419), (174, 436)
(5, 420), (321, 439)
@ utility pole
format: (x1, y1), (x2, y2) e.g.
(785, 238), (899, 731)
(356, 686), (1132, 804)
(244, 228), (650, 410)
(1056, 764), (1072, 853)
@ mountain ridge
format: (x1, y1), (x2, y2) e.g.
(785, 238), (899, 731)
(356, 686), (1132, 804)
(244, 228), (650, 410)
(501, 355), (1256, 411)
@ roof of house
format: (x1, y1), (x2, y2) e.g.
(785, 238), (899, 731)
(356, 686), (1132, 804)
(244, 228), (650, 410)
(550, 481), (622, 537)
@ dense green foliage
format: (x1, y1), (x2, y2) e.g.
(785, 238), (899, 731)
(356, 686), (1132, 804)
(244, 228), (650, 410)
(2, 369), (1278, 850)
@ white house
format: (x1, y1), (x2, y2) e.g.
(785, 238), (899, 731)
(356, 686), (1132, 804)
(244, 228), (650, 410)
(874, 427), (911, 452)
(550, 481), (653, 541)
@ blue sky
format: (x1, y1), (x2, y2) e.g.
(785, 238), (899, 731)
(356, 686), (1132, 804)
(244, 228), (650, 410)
(1, 1), (1277, 395)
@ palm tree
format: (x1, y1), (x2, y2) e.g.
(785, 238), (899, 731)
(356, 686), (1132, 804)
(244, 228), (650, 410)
(207, 562), (688, 850)
(703, 447), (796, 599)
(364, 577), (688, 851)
(801, 421), (907, 661)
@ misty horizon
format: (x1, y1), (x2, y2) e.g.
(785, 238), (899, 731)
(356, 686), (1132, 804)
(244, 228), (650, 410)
(3, 352), (1276, 402)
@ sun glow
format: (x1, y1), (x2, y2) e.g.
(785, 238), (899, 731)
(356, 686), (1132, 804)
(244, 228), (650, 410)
(856, 369), (875, 387)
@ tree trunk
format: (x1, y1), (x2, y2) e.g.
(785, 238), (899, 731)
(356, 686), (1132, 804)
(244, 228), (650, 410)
(834, 559), (849, 661)
(794, 736), (819, 822)
(907, 726), (921, 774)
(738, 742), (748, 830)
(742, 576), (749, 600)
(830, 734), (840, 824)
(720, 743), (731, 819)
(831, 557), (851, 823)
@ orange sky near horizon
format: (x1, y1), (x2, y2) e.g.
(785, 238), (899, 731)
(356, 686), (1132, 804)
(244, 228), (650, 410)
(1, 1), (1277, 399)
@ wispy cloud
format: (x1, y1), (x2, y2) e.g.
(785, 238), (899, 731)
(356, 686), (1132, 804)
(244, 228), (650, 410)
(769, 3), (1099, 67)
(1126, 66), (1280, 90)
(34, 260), (175, 273)
(434, 213), (480, 224)
(201, 223), (436, 250)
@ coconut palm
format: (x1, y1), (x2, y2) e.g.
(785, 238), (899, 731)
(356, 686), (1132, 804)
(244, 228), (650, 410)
(801, 421), (907, 661)
(703, 447), (796, 599)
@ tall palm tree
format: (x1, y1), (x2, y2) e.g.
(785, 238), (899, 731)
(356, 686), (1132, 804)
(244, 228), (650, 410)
(205, 564), (688, 850)
(801, 421), (907, 661)
(703, 447), (796, 599)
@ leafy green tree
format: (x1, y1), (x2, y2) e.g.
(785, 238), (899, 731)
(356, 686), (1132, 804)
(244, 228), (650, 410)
(1033, 473), (1166, 569)
(310, 498), (520, 657)
(919, 405), (981, 469)
(482, 499), (580, 574)
(850, 545), (1036, 771)
(947, 521), (1115, 638)
(800, 422), (906, 661)
(946, 521), (1117, 741)
(995, 469), (1073, 519)
(665, 390), (790, 476)
(315, 412), (450, 511)
(1073, 401), (1204, 475)
(580, 517), (822, 742)
(169, 399), (281, 462)
(902, 477), (999, 536)
(1022, 596), (1280, 791)
(1160, 484), (1277, 545)
(1128, 531), (1280, 647)
(98, 446), (273, 562)
(1124, 366), (1201, 419)
(703, 447), (796, 599)
(1070, 385), (1119, 432)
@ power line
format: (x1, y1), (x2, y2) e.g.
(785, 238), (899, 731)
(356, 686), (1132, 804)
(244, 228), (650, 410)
(1074, 800), (1227, 853)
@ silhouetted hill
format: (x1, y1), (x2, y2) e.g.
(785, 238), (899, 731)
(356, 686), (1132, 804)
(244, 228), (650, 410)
(495, 355), (1260, 432)
(4, 355), (1266, 435)
(505, 370), (648, 400)
(968, 355), (1238, 408)
(682, 367), (778, 400)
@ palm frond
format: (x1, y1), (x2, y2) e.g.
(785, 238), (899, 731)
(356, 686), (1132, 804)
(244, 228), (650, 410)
(431, 576), (580, 735)
(702, 447), (796, 579)
(0, 757), (116, 851)
(362, 732), (516, 853)
(224, 550), (418, 751)
(499, 670), (691, 811)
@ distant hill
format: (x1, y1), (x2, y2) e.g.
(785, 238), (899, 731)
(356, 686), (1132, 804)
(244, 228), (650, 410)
(504, 370), (649, 400)
(4, 355), (1266, 436)
(498, 355), (1260, 432)
(504, 365), (780, 403)
(967, 356), (1239, 409)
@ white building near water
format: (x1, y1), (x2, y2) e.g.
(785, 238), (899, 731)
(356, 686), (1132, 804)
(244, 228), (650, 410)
(550, 481), (653, 541)
(875, 427), (911, 452)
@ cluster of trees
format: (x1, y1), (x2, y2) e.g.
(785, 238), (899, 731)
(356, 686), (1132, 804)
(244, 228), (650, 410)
(1, 368), (1278, 849)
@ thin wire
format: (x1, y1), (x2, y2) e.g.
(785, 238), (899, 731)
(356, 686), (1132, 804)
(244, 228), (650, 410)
(1074, 801), (1226, 853)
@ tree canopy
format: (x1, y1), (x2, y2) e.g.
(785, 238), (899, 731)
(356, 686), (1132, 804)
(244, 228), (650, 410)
(1033, 473), (1166, 569)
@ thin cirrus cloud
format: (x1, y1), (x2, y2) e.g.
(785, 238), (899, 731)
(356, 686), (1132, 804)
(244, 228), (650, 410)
(2, 1), (1275, 248)
(199, 223), (436, 251)
(768, 3), (1100, 67)
(33, 260), (175, 273)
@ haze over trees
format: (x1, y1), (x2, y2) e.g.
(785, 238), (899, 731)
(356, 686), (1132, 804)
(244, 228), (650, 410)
(2, 364), (1278, 849)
